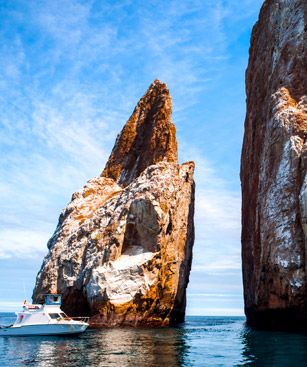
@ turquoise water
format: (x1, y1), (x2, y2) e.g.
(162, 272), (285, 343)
(1, 314), (307, 366)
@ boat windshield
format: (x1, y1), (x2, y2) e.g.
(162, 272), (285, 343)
(49, 313), (61, 319)
(60, 312), (67, 318)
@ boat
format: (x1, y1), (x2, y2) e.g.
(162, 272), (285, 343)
(0, 294), (89, 336)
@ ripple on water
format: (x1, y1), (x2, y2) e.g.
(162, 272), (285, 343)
(1, 315), (307, 367)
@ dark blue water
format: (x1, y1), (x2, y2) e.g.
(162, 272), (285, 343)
(1, 314), (307, 366)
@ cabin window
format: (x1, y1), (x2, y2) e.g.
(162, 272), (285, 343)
(49, 313), (61, 319)
(60, 313), (67, 318)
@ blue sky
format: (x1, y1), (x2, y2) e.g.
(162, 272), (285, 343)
(0, 0), (263, 315)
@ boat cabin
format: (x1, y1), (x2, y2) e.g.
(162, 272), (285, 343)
(14, 294), (68, 327)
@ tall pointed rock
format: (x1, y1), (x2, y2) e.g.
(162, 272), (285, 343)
(241, 0), (307, 329)
(102, 80), (178, 186)
(33, 80), (195, 327)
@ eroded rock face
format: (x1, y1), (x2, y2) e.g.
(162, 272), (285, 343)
(33, 80), (195, 327)
(102, 80), (178, 187)
(241, 0), (307, 329)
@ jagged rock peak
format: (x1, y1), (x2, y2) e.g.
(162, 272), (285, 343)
(102, 79), (178, 187)
(32, 81), (195, 327)
(241, 0), (307, 330)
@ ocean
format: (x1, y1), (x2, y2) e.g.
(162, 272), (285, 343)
(1, 314), (307, 366)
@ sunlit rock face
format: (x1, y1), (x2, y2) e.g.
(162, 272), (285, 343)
(102, 80), (178, 187)
(241, 0), (307, 329)
(33, 80), (195, 327)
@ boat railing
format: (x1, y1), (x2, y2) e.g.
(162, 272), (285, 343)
(63, 316), (90, 323)
(23, 304), (42, 310)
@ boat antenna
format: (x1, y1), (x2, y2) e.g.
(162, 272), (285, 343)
(22, 280), (27, 305)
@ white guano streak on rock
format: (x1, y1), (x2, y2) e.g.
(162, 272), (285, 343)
(259, 97), (304, 284)
(299, 174), (307, 238)
(87, 250), (157, 305)
(35, 160), (194, 318)
(270, 1), (304, 73)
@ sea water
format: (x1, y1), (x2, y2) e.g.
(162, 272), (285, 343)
(1, 314), (307, 366)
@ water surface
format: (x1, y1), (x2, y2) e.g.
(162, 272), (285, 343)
(1, 314), (307, 366)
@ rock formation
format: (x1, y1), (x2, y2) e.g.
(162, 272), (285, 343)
(33, 80), (195, 327)
(241, 0), (307, 329)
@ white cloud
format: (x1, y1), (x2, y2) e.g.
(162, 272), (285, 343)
(0, 0), (264, 315)
(0, 228), (50, 259)
(180, 146), (241, 274)
(187, 307), (244, 316)
(0, 82), (121, 261)
(0, 301), (22, 312)
(192, 257), (241, 273)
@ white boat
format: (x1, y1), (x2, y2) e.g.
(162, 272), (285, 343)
(0, 294), (89, 336)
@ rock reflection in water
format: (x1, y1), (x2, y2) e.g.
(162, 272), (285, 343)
(82, 327), (186, 367)
(3, 316), (307, 366)
(240, 326), (307, 366)
(0, 327), (186, 367)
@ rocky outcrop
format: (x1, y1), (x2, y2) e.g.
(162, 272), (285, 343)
(102, 81), (178, 187)
(33, 80), (195, 327)
(241, 0), (307, 329)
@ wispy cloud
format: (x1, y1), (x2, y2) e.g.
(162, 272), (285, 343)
(0, 301), (22, 312)
(180, 146), (241, 269)
(0, 0), (263, 313)
(188, 307), (244, 317)
(0, 228), (49, 259)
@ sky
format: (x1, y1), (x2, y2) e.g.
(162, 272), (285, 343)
(0, 0), (264, 315)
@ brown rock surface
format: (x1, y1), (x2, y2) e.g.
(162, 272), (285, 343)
(32, 80), (195, 327)
(241, 0), (307, 329)
(102, 80), (178, 187)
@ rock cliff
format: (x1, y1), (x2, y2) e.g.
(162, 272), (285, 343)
(241, 0), (307, 329)
(33, 80), (195, 327)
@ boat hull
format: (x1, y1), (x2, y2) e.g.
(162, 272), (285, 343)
(0, 323), (88, 336)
